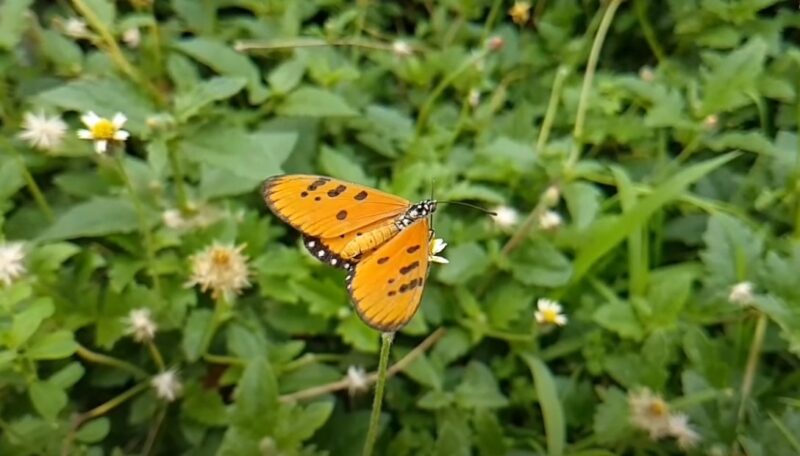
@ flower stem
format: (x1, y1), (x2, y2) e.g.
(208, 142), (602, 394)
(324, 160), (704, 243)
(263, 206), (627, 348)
(565, 0), (624, 172)
(166, 139), (190, 214)
(536, 66), (571, 152)
(737, 312), (768, 423)
(11, 149), (54, 222)
(362, 332), (394, 456)
(146, 340), (166, 371)
(201, 297), (231, 356)
(71, 0), (164, 105)
(75, 343), (149, 379)
(114, 155), (161, 295)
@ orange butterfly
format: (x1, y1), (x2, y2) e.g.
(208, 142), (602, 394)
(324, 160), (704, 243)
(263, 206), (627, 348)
(262, 174), (443, 331)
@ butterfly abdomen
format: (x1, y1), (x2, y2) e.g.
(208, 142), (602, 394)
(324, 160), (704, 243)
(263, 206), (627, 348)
(341, 224), (400, 259)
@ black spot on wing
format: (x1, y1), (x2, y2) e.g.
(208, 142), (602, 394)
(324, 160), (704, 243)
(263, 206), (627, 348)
(336, 210), (348, 220)
(406, 245), (421, 254)
(354, 190), (368, 201)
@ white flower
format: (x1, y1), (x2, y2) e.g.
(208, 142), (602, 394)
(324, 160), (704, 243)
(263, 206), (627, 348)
(428, 238), (449, 264)
(346, 365), (369, 396)
(392, 40), (413, 57)
(491, 205), (519, 229)
(162, 206), (222, 231)
(728, 281), (754, 306)
(628, 388), (672, 439)
(0, 242), (25, 286)
(77, 111), (130, 154)
(467, 89), (481, 108)
(538, 210), (563, 230)
(668, 413), (701, 450)
(639, 66), (655, 82)
(186, 243), (251, 299)
(122, 28), (141, 48)
(125, 308), (157, 343)
(542, 185), (560, 207)
(63, 18), (89, 39)
(703, 114), (718, 130)
(18, 111), (67, 152)
(534, 298), (567, 326)
(151, 370), (183, 402)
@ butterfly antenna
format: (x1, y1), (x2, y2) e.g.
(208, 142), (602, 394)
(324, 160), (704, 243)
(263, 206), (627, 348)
(438, 200), (498, 216)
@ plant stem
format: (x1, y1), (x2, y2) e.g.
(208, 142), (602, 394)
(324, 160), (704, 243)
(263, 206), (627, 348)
(201, 296), (231, 356)
(146, 340), (166, 371)
(75, 344), (149, 378)
(10, 148), (54, 222)
(166, 139), (190, 214)
(566, 0), (624, 171)
(480, 0), (504, 42)
(737, 312), (768, 423)
(142, 405), (167, 456)
(416, 49), (489, 135)
(633, 0), (665, 62)
(71, 0), (164, 105)
(115, 155), (161, 295)
(234, 38), (398, 53)
(362, 332), (394, 456)
(536, 66), (571, 152)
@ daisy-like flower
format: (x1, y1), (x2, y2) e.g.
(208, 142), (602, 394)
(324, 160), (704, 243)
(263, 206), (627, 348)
(392, 40), (413, 57)
(346, 365), (369, 396)
(62, 17), (89, 39)
(77, 111), (130, 154)
(151, 369), (183, 402)
(628, 388), (672, 439)
(186, 242), (251, 299)
(18, 111), (67, 152)
(0, 242), (26, 286)
(428, 238), (449, 264)
(122, 27), (141, 48)
(492, 205), (519, 230)
(668, 413), (701, 450)
(509, 1), (531, 25)
(534, 298), (567, 326)
(538, 210), (563, 230)
(124, 308), (157, 343)
(728, 281), (754, 306)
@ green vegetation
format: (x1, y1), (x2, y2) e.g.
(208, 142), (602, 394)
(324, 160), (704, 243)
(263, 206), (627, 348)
(0, 0), (799, 455)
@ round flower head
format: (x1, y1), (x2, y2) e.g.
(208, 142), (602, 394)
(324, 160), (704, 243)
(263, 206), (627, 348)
(428, 238), (449, 264)
(18, 111), (67, 152)
(151, 369), (183, 402)
(728, 281), (754, 306)
(509, 1), (531, 25)
(392, 40), (412, 57)
(186, 242), (251, 299)
(668, 413), (700, 450)
(125, 308), (157, 343)
(491, 205), (519, 230)
(77, 111), (130, 154)
(628, 388), (672, 439)
(538, 210), (563, 230)
(0, 242), (26, 286)
(534, 298), (567, 326)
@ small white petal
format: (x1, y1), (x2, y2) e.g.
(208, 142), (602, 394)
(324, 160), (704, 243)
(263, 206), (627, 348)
(81, 111), (100, 128)
(430, 255), (449, 264)
(114, 130), (130, 141)
(112, 112), (127, 128)
(77, 129), (93, 139)
(95, 140), (108, 153)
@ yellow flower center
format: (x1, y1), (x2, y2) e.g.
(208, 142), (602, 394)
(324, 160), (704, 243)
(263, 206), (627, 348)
(541, 308), (559, 323)
(648, 399), (669, 417)
(211, 249), (232, 267)
(90, 119), (117, 140)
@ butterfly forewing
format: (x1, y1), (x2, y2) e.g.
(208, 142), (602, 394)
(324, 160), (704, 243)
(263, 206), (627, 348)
(347, 219), (431, 331)
(263, 175), (409, 238)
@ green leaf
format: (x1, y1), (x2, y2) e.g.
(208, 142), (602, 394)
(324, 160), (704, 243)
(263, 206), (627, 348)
(700, 38), (767, 115)
(10, 299), (54, 348)
(437, 243), (490, 286)
(593, 300), (644, 341)
(418, 390), (454, 409)
(454, 361), (508, 409)
(473, 409), (509, 456)
(509, 239), (573, 287)
(36, 78), (157, 134)
(700, 213), (763, 288)
(485, 280), (532, 328)
(277, 87), (359, 117)
(276, 401), (334, 448)
(39, 30), (83, 75)
(398, 353), (442, 389)
(75, 417), (110, 443)
(174, 38), (269, 103)
(49, 362), (85, 389)
(317, 146), (372, 185)
(563, 182), (601, 230)
(0, 158), (25, 200)
(26, 330), (78, 360)
(174, 76), (247, 121)
(646, 266), (696, 328)
(572, 153), (738, 282)
(220, 358), (278, 453)
(37, 197), (140, 241)
(0, 0), (33, 50)
(268, 57), (306, 94)
(592, 387), (632, 444)
(182, 308), (213, 362)
(521, 354), (565, 456)
(29, 381), (67, 421)
(336, 314), (379, 353)
(434, 411), (471, 456)
(182, 382), (229, 426)
(81, 0), (115, 27)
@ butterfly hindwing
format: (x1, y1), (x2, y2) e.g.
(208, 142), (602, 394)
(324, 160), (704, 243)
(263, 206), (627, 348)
(347, 219), (431, 331)
(263, 175), (409, 239)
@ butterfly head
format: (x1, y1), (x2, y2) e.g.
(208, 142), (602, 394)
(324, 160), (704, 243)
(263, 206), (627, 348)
(396, 200), (437, 229)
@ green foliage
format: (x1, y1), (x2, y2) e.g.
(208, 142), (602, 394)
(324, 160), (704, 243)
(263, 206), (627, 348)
(0, 0), (799, 455)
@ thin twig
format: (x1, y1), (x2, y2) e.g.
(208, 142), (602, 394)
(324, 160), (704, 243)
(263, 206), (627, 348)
(235, 38), (396, 53)
(75, 344), (149, 379)
(279, 328), (446, 403)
